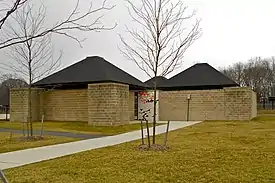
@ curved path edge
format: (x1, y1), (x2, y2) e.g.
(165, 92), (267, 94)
(0, 121), (201, 170)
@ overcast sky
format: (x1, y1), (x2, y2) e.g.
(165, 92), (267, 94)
(1, 0), (275, 82)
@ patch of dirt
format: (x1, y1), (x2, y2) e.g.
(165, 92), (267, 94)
(16, 136), (45, 142)
(137, 144), (169, 152)
(138, 144), (149, 151)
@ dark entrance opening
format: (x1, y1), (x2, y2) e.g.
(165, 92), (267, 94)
(268, 96), (275, 110)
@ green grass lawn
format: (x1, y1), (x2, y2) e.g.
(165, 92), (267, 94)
(253, 115), (275, 121)
(258, 109), (275, 114)
(4, 116), (275, 183)
(0, 121), (156, 135)
(0, 132), (76, 153)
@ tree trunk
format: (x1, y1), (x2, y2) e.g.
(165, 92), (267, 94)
(28, 83), (32, 136)
(28, 64), (33, 137)
(152, 75), (157, 144)
(140, 119), (144, 145)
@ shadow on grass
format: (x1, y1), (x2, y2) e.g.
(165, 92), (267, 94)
(252, 115), (275, 121)
(203, 114), (275, 123)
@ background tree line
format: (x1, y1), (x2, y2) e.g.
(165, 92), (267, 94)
(220, 56), (275, 102)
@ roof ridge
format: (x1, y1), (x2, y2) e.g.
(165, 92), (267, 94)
(87, 55), (104, 59)
(99, 57), (144, 84)
(168, 63), (200, 80)
(198, 63), (238, 85)
(194, 62), (208, 65)
(99, 57), (112, 82)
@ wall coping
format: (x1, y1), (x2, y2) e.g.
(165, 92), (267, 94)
(223, 87), (253, 91)
(88, 82), (129, 87)
(159, 87), (253, 93)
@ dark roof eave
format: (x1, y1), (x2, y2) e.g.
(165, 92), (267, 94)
(33, 80), (147, 89)
(157, 84), (239, 91)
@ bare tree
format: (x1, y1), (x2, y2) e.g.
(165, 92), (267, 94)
(119, 0), (201, 144)
(0, 0), (27, 29)
(242, 57), (273, 100)
(0, 73), (28, 88)
(0, 0), (115, 50)
(267, 57), (275, 96)
(220, 62), (246, 86)
(1, 3), (62, 137)
(222, 56), (275, 103)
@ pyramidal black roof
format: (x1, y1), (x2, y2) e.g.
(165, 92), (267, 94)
(144, 76), (168, 88)
(34, 56), (145, 87)
(160, 63), (239, 89)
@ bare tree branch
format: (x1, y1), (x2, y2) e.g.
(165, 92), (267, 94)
(120, 0), (201, 78)
(0, 0), (116, 49)
(0, 0), (27, 29)
(1, 3), (62, 83)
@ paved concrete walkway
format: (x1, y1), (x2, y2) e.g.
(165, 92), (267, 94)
(0, 121), (201, 170)
(0, 128), (105, 139)
(0, 114), (9, 120)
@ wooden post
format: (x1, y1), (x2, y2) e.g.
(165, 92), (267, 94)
(0, 169), (8, 183)
(187, 99), (190, 121)
(140, 119), (144, 145)
(145, 118), (150, 148)
(187, 94), (191, 121)
(40, 115), (44, 137)
(9, 132), (13, 141)
(21, 122), (25, 137)
(164, 120), (170, 146)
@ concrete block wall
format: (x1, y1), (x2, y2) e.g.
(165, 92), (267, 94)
(88, 83), (130, 126)
(31, 88), (43, 121)
(223, 87), (253, 120)
(10, 88), (28, 122)
(128, 91), (135, 121)
(42, 89), (88, 121)
(159, 87), (257, 121)
(10, 88), (43, 122)
(10, 84), (134, 124)
(10, 85), (256, 124)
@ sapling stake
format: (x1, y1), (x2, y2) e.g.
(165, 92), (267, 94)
(0, 169), (8, 183)
(40, 115), (44, 137)
(140, 119), (145, 145)
(22, 122), (25, 137)
(164, 120), (170, 146)
(9, 132), (13, 141)
(145, 115), (151, 148)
